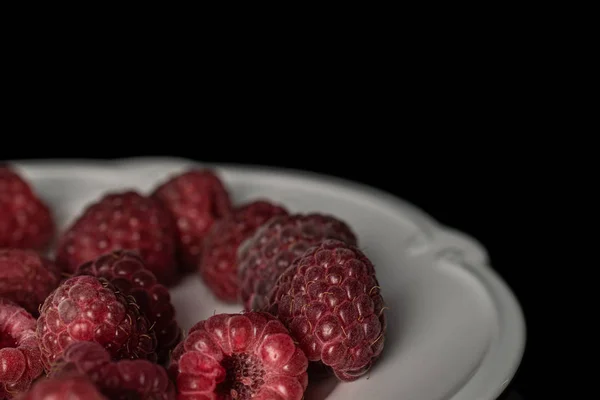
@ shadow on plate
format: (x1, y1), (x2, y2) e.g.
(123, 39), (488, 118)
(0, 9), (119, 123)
(304, 376), (338, 400)
(364, 283), (411, 377)
(303, 280), (412, 398)
(303, 362), (338, 399)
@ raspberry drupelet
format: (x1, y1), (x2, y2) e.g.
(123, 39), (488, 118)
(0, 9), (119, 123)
(152, 169), (233, 272)
(0, 165), (54, 251)
(55, 191), (178, 286)
(169, 312), (308, 400)
(239, 213), (357, 311)
(36, 275), (157, 372)
(46, 341), (175, 400)
(75, 250), (182, 365)
(0, 249), (61, 317)
(0, 298), (43, 399)
(199, 200), (288, 303)
(265, 240), (387, 382)
(20, 374), (107, 400)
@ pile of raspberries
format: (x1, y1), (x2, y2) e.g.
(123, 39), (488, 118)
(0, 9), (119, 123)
(0, 164), (387, 399)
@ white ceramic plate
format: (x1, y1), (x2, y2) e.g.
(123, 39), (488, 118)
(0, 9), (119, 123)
(9, 157), (525, 400)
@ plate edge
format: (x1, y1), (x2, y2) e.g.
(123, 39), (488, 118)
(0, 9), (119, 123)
(7, 156), (526, 400)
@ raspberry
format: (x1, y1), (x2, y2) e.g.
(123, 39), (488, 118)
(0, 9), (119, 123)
(200, 200), (288, 303)
(239, 214), (357, 311)
(169, 311), (308, 400)
(75, 250), (182, 365)
(0, 166), (54, 251)
(55, 191), (178, 286)
(0, 298), (43, 399)
(36, 275), (157, 371)
(0, 249), (61, 316)
(47, 341), (175, 400)
(20, 375), (107, 400)
(265, 240), (387, 382)
(152, 169), (233, 272)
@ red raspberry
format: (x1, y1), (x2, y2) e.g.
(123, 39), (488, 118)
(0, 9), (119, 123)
(20, 375), (107, 400)
(169, 311), (308, 400)
(55, 191), (178, 286)
(47, 341), (175, 400)
(265, 240), (387, 382)
(36, 275), (157, 372)
(0, 298), (43, 399)
(0, 166), (54, 251)
(239, 214), (357, 311)
(75, 250), (182, 365)
(152, 169), (233, 272)
(200, 200), (288, 303)
(0, 249), (61, 316)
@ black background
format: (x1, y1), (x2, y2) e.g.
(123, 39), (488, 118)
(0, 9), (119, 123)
(3, 141), (533, 399)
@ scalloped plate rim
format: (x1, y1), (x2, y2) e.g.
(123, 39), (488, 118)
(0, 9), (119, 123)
(8, 157), (526, 400)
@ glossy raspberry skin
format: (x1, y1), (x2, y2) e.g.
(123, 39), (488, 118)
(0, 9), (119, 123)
(169, 312), (308, 400)
(48, 342), (175, 400)
(75, 250), (182, 365)
(21, 374), (107, 400)
(36, 275), (157, 372)
(200, 200), (288, 303)
(55, 191), (178, 286)
(0, 166), (54, 251)
(0, 298), (43, 399)
(152, 169), (233, 272)
(0, 249), (61, 316)
(239, 214), (357, 311)
(265, 240), (386, 382)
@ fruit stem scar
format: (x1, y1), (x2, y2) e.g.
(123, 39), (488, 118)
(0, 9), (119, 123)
(240, 377), (252, 386)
